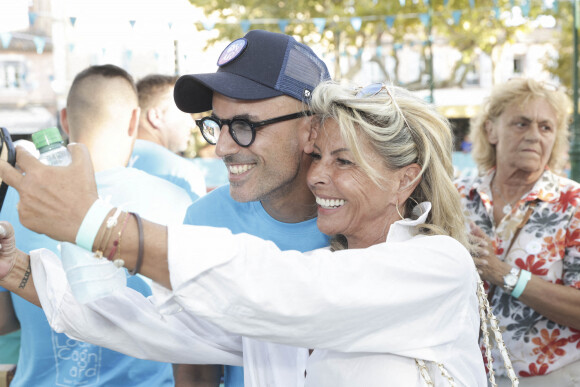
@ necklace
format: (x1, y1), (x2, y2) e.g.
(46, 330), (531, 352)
(492, 182), (520, 215)
(501, 202), (516, 215)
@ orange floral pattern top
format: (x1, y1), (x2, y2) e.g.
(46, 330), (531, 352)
(456, 169), (580, 378)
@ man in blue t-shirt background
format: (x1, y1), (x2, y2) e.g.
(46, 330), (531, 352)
(130, 74), (207, 201)
(0, 65), (192, 387)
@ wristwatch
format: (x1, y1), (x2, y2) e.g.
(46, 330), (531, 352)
(503, 267), (521, 293)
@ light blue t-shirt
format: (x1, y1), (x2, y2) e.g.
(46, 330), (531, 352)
(184, 185), (330, 387)
(0, 167), (192, 387)
(129, 139), (206, 200)
(0, 330), (20, 364)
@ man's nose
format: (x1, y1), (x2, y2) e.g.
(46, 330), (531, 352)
(215, 125), (240, 157)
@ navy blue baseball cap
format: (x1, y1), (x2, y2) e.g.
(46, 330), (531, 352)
(174, 29), (331, 113)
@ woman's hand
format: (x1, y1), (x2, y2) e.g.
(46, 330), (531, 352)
(0, 220), (40, 306)
(0, 221), (18, 280)
(469, 223), (512, 287)
(469, 222), (580, 329)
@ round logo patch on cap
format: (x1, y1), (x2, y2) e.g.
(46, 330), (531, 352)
(217, 38), (248, 67)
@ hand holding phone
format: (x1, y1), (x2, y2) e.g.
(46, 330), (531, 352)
(0, 127), (16, 212)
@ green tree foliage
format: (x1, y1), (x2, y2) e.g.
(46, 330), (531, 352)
(542, 2), (575, 94)
(190, 0), (569, 91)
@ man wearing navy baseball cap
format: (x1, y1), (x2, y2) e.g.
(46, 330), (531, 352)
(174, 29), (329, 113)
(173, 30), (331, 386)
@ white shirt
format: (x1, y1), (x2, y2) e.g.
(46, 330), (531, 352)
(32, 203), (486, 386)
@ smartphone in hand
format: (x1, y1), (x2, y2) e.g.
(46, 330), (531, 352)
(0, 127), (16, 212)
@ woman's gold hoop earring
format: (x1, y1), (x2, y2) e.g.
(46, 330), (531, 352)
(397, 197), (423, 220)
(396, 199), (405, 220)
(408, 197), (423, 216)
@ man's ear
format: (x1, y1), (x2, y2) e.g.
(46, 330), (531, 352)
(398, 163), (422, 195)
(302, 116), (318, 154)
(60, 108), (70, 136)
(128, 107), (141, 137)
(304, 117), (322, 153)
(485, 120), (498, 145)
(146, 108), (162, 130)
(308, 117), (320, 141)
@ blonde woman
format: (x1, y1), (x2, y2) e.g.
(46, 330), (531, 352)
(1, 82), (498, 386)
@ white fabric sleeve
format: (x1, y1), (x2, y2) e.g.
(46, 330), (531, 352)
(168, 225), (478, 357)
(31, 248), (243, 365)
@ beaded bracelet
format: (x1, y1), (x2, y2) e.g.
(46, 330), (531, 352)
(107, 212), (132, 268)
(511, 269), (531, 299)
(129, 212), (144, 276)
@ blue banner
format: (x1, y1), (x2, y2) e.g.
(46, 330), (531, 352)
(240, 20), (251, 33)
(33, 36), (46, 54)
(313, 18), (326, 33)
(278, 19), (289, 32)
(0, 33), (12, 49)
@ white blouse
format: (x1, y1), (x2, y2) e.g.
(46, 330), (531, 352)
(32, 203), (486, 386)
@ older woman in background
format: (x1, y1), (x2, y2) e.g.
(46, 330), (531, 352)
(456, 78), (580, 386)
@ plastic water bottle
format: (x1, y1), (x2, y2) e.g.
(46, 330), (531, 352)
(31, 127), (72, 166)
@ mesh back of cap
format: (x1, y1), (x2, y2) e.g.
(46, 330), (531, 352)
(276, 43), (330, 103)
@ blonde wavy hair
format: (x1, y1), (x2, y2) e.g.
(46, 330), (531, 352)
(309, 81), (469, 250)
(470, 78), (572, 174)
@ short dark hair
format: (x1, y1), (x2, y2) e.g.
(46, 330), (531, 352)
(136, 74), (179, 110)
(71, 64), (136, 93)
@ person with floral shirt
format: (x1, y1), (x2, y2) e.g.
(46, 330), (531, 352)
(456, 77), (580, 386)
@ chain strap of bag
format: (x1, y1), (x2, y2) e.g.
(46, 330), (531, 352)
(415, 280), (519, 386)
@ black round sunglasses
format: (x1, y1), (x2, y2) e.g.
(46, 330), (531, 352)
(196, 111), (313, 148)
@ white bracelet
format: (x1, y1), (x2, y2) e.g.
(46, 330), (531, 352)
(75, 199), (114, 251)
(511, 270), (532, 299)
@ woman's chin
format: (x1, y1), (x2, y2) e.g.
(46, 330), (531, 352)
(316, 221), (342, 238)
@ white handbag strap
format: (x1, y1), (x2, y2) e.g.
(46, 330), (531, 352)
(415, 359), (456, 386)
(415, 274), (520, 387)
(477, 276), (519, 387)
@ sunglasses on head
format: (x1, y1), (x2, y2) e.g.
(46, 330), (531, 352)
(355, 83), (411, 129)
